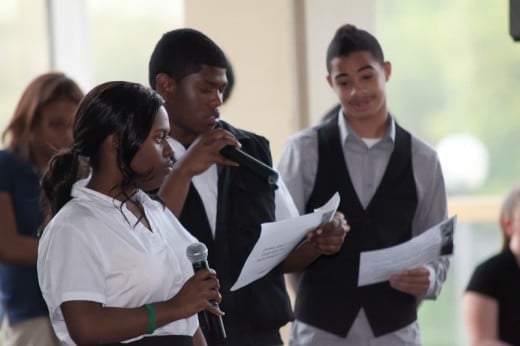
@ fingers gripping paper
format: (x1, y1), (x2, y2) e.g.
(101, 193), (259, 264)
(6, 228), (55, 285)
(230, 193), (340, 291)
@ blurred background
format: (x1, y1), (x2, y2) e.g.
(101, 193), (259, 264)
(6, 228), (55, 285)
(1, 1), (519, 345)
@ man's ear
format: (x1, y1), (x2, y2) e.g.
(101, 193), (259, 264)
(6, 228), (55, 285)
(383, 61), (392, 82)
(155, 73), (176, 97)
(326, 74), (333, 88)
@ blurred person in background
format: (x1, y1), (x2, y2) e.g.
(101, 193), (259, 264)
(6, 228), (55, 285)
(463, 184), (520, 346)
(0, 72), (83, 346)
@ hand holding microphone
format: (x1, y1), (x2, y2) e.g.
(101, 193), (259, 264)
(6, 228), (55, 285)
(176, 125), (278, 184)
(214, 121), (278, 184)
(175, 129), (239, 176)
(186, 242), (227, 342)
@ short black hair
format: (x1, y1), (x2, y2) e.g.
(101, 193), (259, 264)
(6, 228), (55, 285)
(326, 24), (385, 73)
(148, 28), (228, 89)
(223, 57), (235, 103)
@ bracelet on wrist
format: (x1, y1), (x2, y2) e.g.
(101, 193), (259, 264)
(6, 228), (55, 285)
(144, 303), (156, 334)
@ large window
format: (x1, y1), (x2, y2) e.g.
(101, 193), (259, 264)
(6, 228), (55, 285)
(376, 1), (520, 344)
(376, 0), (520, 195)
(0, 0), (184, 148)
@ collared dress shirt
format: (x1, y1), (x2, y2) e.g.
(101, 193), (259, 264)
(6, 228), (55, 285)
(278, 112), (449, 346)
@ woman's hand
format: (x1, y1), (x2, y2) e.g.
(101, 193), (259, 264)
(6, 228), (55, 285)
(169, 268), (224, 318)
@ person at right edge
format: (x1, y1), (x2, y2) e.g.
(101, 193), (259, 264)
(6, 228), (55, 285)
(149, 28), (349, 346)
(277, 24), (450, 345)
(463, 184), (520, 346)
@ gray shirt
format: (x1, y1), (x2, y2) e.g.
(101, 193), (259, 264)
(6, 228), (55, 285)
(277, 112), (450, 345)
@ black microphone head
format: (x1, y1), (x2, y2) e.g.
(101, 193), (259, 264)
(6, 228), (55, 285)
(186, 242), (208, 264)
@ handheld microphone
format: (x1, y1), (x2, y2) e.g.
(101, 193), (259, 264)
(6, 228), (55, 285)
(186, 242), (226, 343)
(219, 145), (279, 185)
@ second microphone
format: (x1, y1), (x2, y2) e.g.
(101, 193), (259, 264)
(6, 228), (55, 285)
(186, 242), (227, 343)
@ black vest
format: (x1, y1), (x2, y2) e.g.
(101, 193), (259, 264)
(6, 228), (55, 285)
(179, 121), (293, 345)
(295, 116), (418, 337)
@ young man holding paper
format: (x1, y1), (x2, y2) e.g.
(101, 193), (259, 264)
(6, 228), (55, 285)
(278, 24), (451, 345)
(149, 28), (349, 346)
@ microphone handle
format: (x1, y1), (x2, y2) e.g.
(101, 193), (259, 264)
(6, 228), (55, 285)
(220, 145), (278, 185)
(192, 260), (227, 342)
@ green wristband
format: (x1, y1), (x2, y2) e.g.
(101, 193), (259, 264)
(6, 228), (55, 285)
(144, 303), (156, 334)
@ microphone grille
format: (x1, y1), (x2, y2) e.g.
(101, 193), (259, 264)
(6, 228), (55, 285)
(186, 242), (208, 263)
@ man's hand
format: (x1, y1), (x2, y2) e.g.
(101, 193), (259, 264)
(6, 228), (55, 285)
(306, 212), (349, 255)
(159, 128), (239, 217)
(175, 128), (240, 176)
(389, 267), (430, 297)
(281, 212), (349, 272)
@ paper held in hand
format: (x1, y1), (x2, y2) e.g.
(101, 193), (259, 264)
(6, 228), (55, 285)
(230, 192), (341, 291)
(357, 215), (457, 287)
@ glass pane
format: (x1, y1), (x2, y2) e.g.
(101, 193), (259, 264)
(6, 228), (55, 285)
(86, 0), (184, 87)
(0, 0), (49, 144)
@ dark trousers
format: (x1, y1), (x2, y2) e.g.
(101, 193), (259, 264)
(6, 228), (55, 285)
(205, 319), (283, 346)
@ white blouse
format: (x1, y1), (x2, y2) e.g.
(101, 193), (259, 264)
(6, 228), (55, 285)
(37, 179), (199, 345)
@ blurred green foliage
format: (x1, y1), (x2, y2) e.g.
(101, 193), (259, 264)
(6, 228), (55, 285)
(376, 0), (520, 196)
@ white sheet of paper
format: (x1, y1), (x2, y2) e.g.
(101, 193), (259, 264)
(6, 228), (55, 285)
(357, 215), (457, 287)
(230, 192), (340, 291)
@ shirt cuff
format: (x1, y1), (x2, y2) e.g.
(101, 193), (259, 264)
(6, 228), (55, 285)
(422, 264), (436, 298)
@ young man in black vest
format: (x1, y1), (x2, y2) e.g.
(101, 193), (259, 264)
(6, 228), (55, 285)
(149, 28), (349, 346)
(278, 24), (450, 345)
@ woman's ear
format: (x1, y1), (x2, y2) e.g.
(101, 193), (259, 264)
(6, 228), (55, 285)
(101, 134), (118, 158)
(111, 134), (119, 151)
(501, 217), (514, 237)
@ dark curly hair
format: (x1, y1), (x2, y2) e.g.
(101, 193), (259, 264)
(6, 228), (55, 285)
(40, 81), (164, 222)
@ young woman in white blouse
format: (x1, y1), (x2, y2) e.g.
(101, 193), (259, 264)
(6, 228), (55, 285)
(37, 81), (222, 345)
